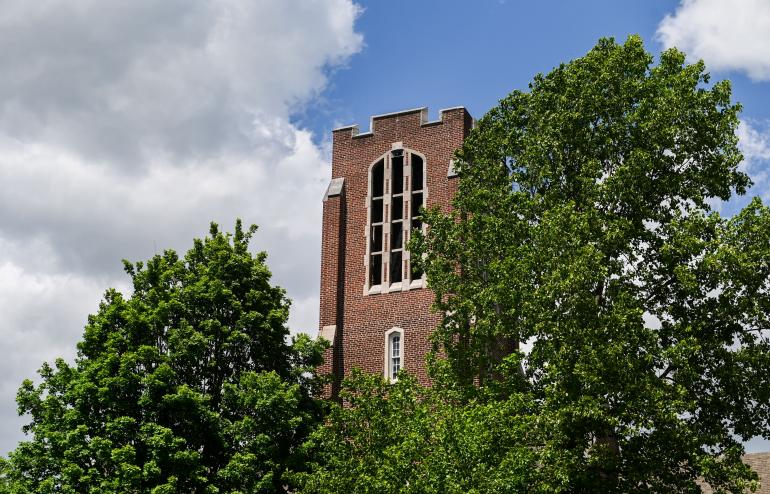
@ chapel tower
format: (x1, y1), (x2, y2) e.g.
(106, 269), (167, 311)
(318, 106), (473, 395)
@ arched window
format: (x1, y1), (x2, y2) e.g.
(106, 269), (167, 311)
(384, 327), (404, 381)
(367, 147), (426, 293)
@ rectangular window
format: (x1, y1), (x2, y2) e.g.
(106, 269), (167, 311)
(411, 192), (422, 218)
(371, 198), (383, 223)
(391, 334), (401, 377)
(372, 160), (384, 197)
(371, 225), (383, 252)
(370, 254), (382, 286)
(389, 251), (402, 283)
(410, 258), (423, 281)
(392, 155), (404, 194)
(392, 196), (403, 220)
(391, 222), (403, 249)
(411, 155), (423, 191)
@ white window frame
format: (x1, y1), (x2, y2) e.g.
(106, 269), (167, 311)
(384, 327), (404, 381)
(364, 144), (428, 296)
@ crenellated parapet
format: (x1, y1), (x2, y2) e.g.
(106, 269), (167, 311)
(332, 106), (471, 139)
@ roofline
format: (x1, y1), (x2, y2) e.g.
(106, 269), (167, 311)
(371, 107), (427, 120)
(332, 106), (470, 136)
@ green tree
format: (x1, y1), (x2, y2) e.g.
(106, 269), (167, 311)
(414, 36), (770, 492)
(300, 370), (542, 494)
(0, 221), (327, 493)
(303, 36), (770, 493)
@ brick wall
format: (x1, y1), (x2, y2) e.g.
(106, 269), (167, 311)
(318, 107), (473, 390)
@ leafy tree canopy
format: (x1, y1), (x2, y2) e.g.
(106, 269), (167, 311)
(309, 36), (770, 493)
(1, 221), (327, 494)
(300, 370), (542, 494)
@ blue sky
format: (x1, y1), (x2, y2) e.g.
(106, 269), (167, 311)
(298, 0), (770, 219)
(0, 0), (769, 455)
(298, 1), (768, 146)
(297, 1), (667, 131)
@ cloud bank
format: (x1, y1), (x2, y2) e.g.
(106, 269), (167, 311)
(0, 0), (361, 454)
(657, 0), (770, 81)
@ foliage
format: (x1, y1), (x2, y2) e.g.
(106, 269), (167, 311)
(305, 36), (770, 493)
(410, 35), (770, 492)
(299, 370), (544, 494)
(0, 221), (327, 493)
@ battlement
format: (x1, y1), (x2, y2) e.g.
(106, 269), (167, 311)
(332, 106), (469, 139)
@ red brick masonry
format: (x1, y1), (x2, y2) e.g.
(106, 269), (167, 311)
(318, 107), (473, 394)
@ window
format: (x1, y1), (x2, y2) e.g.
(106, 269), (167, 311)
(369, 159), (385, 287)
(385, 328), (404, 381)
(410, 154), (424, 281)
(367, 148), (426, 293)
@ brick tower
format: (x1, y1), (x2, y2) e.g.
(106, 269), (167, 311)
(318, 106), (474, 394)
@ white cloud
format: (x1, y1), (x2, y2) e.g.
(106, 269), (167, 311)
(0, 260), (107, 454)
(738, 120), (770, 198)
(0, 0), (362, 454)
(657, 0), (770, 81)
(0, 0), (362, 166)
(288, 295), (323, 341)
(739, 120), (770, 165)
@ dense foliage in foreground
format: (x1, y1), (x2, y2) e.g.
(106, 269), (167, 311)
(0, 221), (327, 493)
(300, 370), (543, 494)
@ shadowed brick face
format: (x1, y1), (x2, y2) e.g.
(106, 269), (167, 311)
(318, 107), (473, 394)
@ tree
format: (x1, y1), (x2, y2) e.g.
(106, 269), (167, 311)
(411, 35), (770, 492)
(0, 221), (327, 493)
(303, 36), (770, 493)
(299, 370), (542, 494)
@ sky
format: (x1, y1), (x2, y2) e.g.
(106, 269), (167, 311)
(1, 0), (770, 455)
